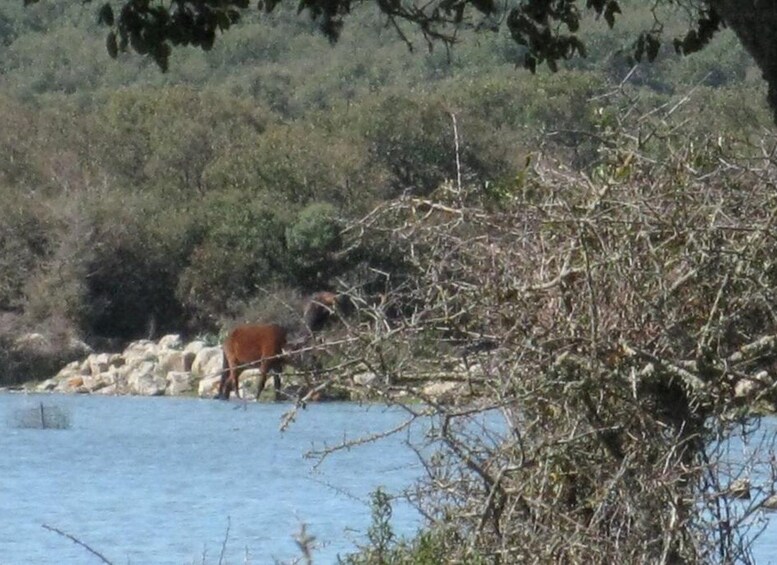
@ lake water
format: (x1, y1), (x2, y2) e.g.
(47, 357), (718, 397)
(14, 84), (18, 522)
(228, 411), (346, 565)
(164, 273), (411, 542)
(2, 394), (777, 564)
(0, 394), (427, 565)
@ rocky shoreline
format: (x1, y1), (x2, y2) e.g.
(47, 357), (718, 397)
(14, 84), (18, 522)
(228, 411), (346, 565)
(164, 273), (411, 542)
(11, 332), (478, 403)
(32, 334), (225, 398)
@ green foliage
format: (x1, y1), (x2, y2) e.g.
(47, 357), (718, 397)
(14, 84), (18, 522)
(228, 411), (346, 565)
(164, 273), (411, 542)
(354, 95), (460, 196)
(341, 488), (477, 565)
(94, 85), (272, 193)
(204, 122), (354, 203)
(176, 193), (289, 324)
(363, 488), (396, 562)
(286, 202), (344, 288)
(0, 0), (769, 345)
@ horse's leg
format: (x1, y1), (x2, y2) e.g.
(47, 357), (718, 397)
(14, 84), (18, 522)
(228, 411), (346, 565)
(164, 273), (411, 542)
(272, 367), (282, 402)
(233, 367), (242, 399)
(218, 352), (235, 400)
(256, 363), (269, 401)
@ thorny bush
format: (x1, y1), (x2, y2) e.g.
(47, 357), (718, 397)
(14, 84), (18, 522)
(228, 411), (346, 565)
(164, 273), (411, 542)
(314, 122), (777, 563)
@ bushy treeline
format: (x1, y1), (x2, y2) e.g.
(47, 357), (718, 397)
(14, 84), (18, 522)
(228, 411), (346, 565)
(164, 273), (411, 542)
(0, 0), (771, 378)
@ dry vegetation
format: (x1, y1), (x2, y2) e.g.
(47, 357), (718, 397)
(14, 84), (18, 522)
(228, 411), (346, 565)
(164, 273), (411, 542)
(305, 102), (777, 562)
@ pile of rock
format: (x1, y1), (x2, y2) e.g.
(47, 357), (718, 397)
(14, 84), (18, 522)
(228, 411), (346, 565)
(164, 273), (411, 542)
(36, 334), (225, 398)
(32, 334), (488, 403)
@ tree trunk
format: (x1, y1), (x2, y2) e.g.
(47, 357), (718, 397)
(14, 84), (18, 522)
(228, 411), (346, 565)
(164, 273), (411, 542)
(712, 0), (777, 124)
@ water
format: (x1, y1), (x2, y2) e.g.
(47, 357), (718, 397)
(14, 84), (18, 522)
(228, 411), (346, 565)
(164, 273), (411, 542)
(715, 418), (777, 565)
(0, 394), (427, 565)
(4, 394), (777, 564)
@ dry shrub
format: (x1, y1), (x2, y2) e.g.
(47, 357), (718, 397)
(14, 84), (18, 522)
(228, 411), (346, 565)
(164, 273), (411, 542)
(224, 286), (308, 334)
(311, 120), (777, 563)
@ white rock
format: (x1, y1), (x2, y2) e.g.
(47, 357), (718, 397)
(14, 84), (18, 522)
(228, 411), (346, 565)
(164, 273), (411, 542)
(55, 361), (81, 380)
(130, 373), (167, 396)
(127, 361), (166, 395)
(191, 347), (223, 379)
(82, 372), (114, 392)
(36, 378), (58, 392)
(422, 381), (465, 403)
(158, 350), (195, 374)
(123, 340), (158, 361)
(198, 374), (222, 398)
(352, 372), (379, 387)
(93, 384), (119, 396)
(57, 375), (85, 393)
(184, 340), (207, 356)
(166, 371), (194, 395)
(158, 334), (183, 350)
(86, 353), (124, 376)
(79, 358), (91, 376)
(240, 368), (264, 394)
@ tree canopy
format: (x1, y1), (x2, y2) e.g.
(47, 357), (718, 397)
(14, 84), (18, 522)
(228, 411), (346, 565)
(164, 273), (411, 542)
(25, 0), (777, 123)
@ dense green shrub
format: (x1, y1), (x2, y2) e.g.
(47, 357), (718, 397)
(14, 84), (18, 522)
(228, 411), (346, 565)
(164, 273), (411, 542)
(286, 202), (344, 288)
(93, 86), (272, 194)
(176, 193), (290, 325)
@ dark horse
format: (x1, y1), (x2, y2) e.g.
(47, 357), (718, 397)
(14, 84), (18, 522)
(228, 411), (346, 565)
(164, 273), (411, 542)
(303, 291), (350, 333)
(217, 323), (288, 401)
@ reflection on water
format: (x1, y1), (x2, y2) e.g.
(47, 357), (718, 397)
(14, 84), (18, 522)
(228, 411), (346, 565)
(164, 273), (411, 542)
(0, 394), (426, 564)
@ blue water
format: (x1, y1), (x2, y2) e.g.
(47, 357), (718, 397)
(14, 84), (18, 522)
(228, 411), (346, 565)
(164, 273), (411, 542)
(3, 394), (777, 564)
(0, 394), (427, 565)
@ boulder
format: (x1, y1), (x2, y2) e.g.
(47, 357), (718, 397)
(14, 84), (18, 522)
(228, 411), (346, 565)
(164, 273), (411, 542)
(36, 378), (59, 392)
(422, 381), (466, 404)
(352, 371), (379, 387)
(192, 346), (223, 379)
(184, 340), (207, 356)
(166, 371), (194, 395)
(123, 340), (158, 361)
(67, 376), (84, 389)
(158, 334), (183, 350)
(78, 358), (92, 376)
(127, 361), (166, 395)
(158, 350), (195, 374)
(93, 384), (119, 396)
(82, 372), (114, 393)
(51, 360), (82, 385)
(130, 373), (167, 396)
(86, 353), (124, 377)
(240, 368), (264, 394)
(198, 375), (221, 398)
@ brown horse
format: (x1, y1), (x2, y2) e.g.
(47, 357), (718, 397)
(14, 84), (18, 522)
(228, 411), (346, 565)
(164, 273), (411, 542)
(218, 292), (350, 401)
(218, 323), (288, 401)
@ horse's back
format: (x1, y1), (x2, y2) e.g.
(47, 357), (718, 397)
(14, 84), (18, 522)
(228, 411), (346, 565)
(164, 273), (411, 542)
(225, 323), (287, 363)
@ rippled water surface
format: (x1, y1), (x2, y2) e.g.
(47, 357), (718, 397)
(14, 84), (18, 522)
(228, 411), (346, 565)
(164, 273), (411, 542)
(4, 393), (777, 564)
(0, 394), (426, 564)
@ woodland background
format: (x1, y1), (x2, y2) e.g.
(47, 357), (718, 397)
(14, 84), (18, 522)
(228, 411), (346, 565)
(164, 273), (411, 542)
(5, 2), (777, 562)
